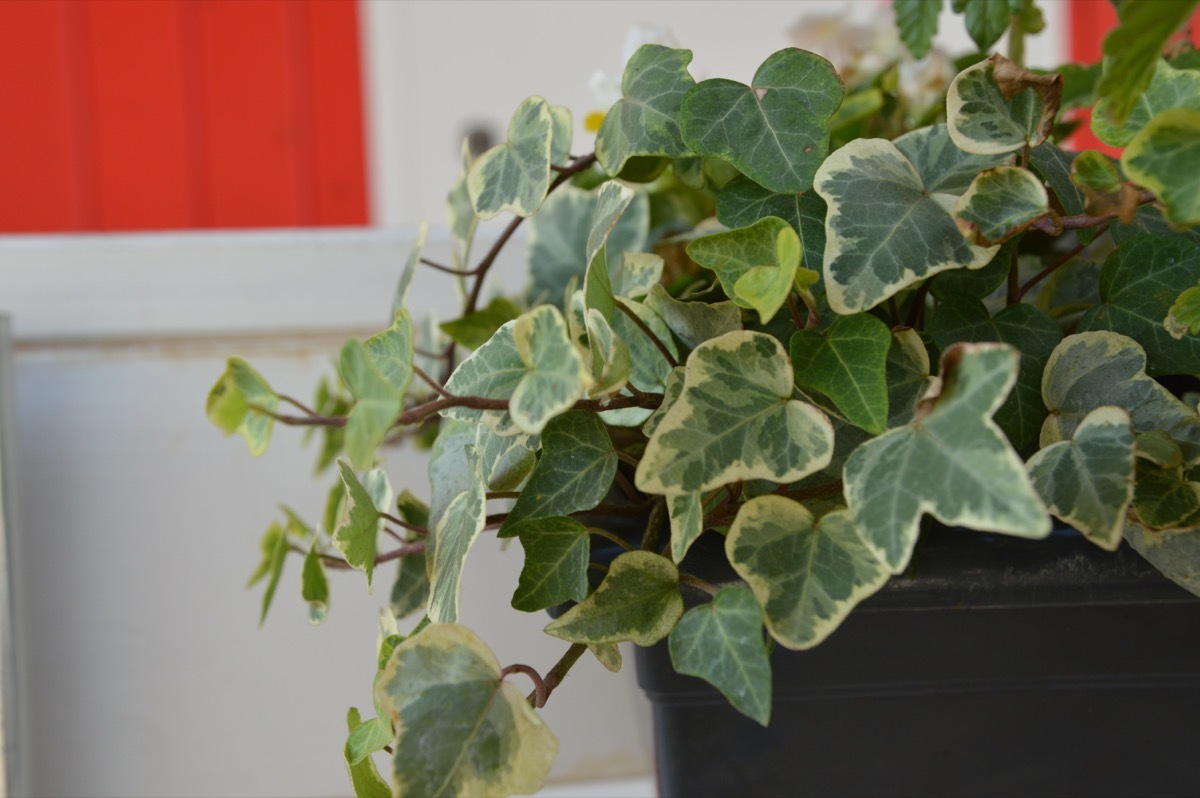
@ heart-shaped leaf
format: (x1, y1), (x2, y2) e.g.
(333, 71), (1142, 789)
(1124, 519), (1200, 597)
(1121, 108), (1200, 228)
(344, 708), (390, 798)
(1093, 58), (1200, 146)
(845, 343), (1051, 573)
(635, 331), (834, 495)
(544, 550), (683, 645)
(954, 166), (1050, 245)
(333, 460), (382, 587)
(686, 217), (800, 323)
(596, 44), (696, 176)
(814, 138), (998, 314)
(549, 105), (572, 167)
(1133, 458), (1200, 531)
(611, 252), (664, 299)
(427, 446), (487, 623)
(643, 285), (742, 353)
(668, 586), (772, 726)
(375, 624), (557, 797)
(715, 176), (829, 274)
(790, 313), (892, 435)
(885, 327), (936, 427)
(727, 500), (888, 649)
(512, 516), (590, 612)
(339, 312), (413, 469)
(1028, 406), (1135, 551)
(441, 297), (522, 351)
(428, 421), (536, 534)
(206, 357), (278, 456)
(681, 48), (844, 194)
(947, 54), (1062, 155)
(467, 95), (554, 219)
(668, 492), (704, 563)
(893, 123), (1013, 194)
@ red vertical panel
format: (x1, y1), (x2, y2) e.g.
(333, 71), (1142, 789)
(0, 1), (84, 231)
(197, 0), (305, 227)
(306, 0), (368, 225)
(86, 1), (194, 230)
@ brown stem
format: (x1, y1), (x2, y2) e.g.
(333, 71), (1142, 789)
(255, 404), (346, 428)
(616, 301), (679, 369)
(640, 499), (667, 553)
(588, 527), (635, 551)
(421, 257), (479, 277)
(798, 289), (821, 330)
(501, 663), (548, 708)
(528, 644), (587, 707)
(377, 511), (427, 536)
(277, 394), (322, 417)
(1015, 232), (1105, 303)
(301, 539), (427, 570)
(787, 293), (806, 330)
(679, 572), (719, 597)
(412, 365), (451, 397)
(615, 450), (641, 469)
(612, 469), (640, 502)
(1029, 191), (1154, 235)
(904, 280), (931, 328)
(1006, 244), (1020, 306)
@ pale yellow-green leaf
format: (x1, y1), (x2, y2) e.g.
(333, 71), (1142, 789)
(544, 550), (683, 645)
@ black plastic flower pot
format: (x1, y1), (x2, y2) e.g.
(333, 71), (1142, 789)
(636, 527), (1200, 798)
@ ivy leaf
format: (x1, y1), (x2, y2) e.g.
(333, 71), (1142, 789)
(1125, 519), (1200, 597)
(790, 313), (891, 435)
(635, 331), (834, 495)
(894, 124), (1014, 195)
(1137, 430), (1184, 469)
(1093, 58), (1200, 146)
(1070, 149), (1139, 220)
(467, 95), (553, 219)
(499, 411), (617, 536)
(428, 421), (536, 534)
(588, 643), (623, 672)
(427, 446), (487, 624)
(668, 492), (704, 563)
(1040, 331), (1200, 465)
(586, 181), (639, 274)
(391, 221), (428, 318)
(947, 54), (1062, 155)
(549, 105), (572, 167)
(727, 500), (889, 649)
(930, 240), (1014, 301)
(715, 176), (829, 275)
(886, 327), (936, 427)
(1133, 459), (1200, 531)
(686, 217), (800, 323)
(301, 543), (330, 624)
(1077, 237), (1200, 376)
(845, 343), (1051, 573)
(1027, 406), (1135, 551)
(641, 366), (685, 440)
(344, 708), (390, 798)
(600, 298), (679, 428)
(206, 357), (277, 456)
(680, 48), (844, 194)
(544, 550), (683, 645)
(346, 711), (394, 767)
(927, 298), (1061, 450)
(596, 44), (696, 176)
(952, 0), (1022, 52)
(390, 492), (430, 619)
(1095, 0), (1200, 126)
(583, 308), (631, 397)
(1166, 283), (1200, 339)
(1121, 108), (1200, 228)
(334, 461), (381, 587)
(610, 251), (664, 299)
(954, 166), (1049, 245)
(511, 516), (590, 612)
(667, 586), (772, 726)
(441, 297), (522, 351)
(1028, 142), (1095, 243)
(895, 0), (943, 59)
(447, 138), (479, 271)
(375, 624), (557, 797)
(814, 137), (998, 314)
(252, 522), (288, 626)
(339, 313), (413, 469)
(644, 285), (742, 353)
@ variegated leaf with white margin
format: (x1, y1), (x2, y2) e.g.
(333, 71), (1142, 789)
(588, 643), (623, 673)
(584, 308), (631, 397)
(686, 216), (800, 324)
(668, 491), (705, 563)
(954, 166), (1050, 246)
(641, 366), (685, 439)
(845, 343), (1051, 573)
(1041, 331), (1200, 465)
(668, 586), (772, 726)
(467, 95), (554, 219)
(596, 44), (696, 176)
(611, 252), (664, 299)
(427, 445), (487, 623)
(428, 420), (536, 534)
(946, 54), (1062, 156)
(339, 312), (413, 468)
(885, 327), (936, 427)
(1093, 58), (1200, 147)
(1122, 108), (1200, 228)
(391, 221), (428, 318)
(375, 624), (557, 797)
(544, 550), (683, 646)
(644, 284), (742, 352)
(587, 181), (639, 272)
(600, 298), (679, 428)
(206, 357), (277, 456)
(814, 138), (998, 314)
(447, 138), (478, 272)
(362, 467), (394, 550)
(333, 460), (382, 587)
(893, 123), (1014, 195)
(1027, 406), (1135, 551)
(1124, 519), (1200, 597)
(549, 105), (572, 167)
(727, 499), (888, 649)
(635, 331), (834, 495)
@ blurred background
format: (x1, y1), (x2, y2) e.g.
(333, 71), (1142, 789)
(0, 1), (1181, 795)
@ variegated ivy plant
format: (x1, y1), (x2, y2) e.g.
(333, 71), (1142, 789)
(207, 1), (1200, 795)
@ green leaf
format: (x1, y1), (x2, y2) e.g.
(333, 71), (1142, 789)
(253, 522), (288, 626)
(1137, 430), (1184, 468)
(1077, 237), (1200, 375)
(895, 0), (943, 59)
(1093, 58), (1200, 146)
(1095, 0), (1200, 126)
(954, 166), (1049, 245)
(1166, 283), (1200, 339)
(511, 516), (590, 612)
(206, 357), (277, 456)
(586, 181), (640, 276)
(1122, 108), (1200, 228)
(346, 713), (393, 767)
(928, 298), (1061, 449)
(946, 54), (1062, 155)
(845, 343), (1051, 573)
(499, 411), (617, 535)
(301, 543), (330, 624)
(1069, 149), (1132, 219)
(375, 624), (557, 797)
(549, 105), (572, 167)
(596, 44), (696, 176)
(544, 550), (683, 645)
(668, 492), (704, 563)
(427, 446), (487, 623)
(930, 240), (1014, 302)
(680, 48), (844, 194)
(391, 221), (428, 318)
(727, 500), (888, 649)
(389, 491), (430, 619)
(441, 297), (522, 351)
(886, 327), (936, 427)
(814, 137), (997, 314)
(668, 586), (772, 725)
(686, 217), (800, 323)
(1041, 331), (1200, 464)
(1133, 459), (1200, 530)
(635, 331), (834, 494)
(894, 123), (1014, 195)
(428, 421), (536, 534)
(1029, 141), (1094, 243)
(344, 708), (390, 798)
(527, 185), (648, 307)
(333, 461), (381, 587)
(339, 313), (413, 469)
(790, 313), (891, 435)
(1027, 406), (1135, 550)
(644, 285), (742, 353)
(467, 95), (554, 219)
(952, 0), (1022, 51)
(715, 177), (828, 279)
(1125, 519), (1200, 597)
